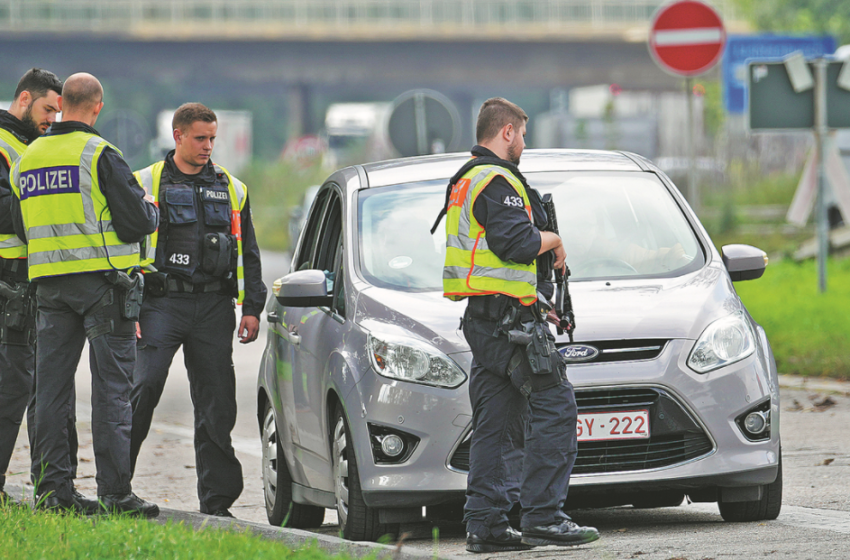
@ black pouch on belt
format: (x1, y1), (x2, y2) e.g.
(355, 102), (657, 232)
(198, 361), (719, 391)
(0, 279), (28, 331)
(202, 232), (235, 277)
(145, 271), (168, 298)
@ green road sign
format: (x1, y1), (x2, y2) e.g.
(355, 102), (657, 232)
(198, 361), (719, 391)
(826, 62), (850, 128)
(748, 59), (850, 130)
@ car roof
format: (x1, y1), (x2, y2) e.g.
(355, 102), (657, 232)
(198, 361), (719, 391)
(361, 149), (648, 188)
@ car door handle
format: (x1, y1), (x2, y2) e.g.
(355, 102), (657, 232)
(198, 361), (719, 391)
(268, 311), (280, 323)
(288, 327), (301, 346)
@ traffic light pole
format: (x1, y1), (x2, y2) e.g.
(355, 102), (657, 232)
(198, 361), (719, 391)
(814, 59), (828, 293)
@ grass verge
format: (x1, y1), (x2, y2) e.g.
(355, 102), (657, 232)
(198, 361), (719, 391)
(241, 160), (329, 252)
(736, 258), (850, 379)
(0, 501), (360, 560)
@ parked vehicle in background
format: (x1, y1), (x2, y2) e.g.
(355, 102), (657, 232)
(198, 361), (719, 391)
(324, 102), (392, 168)
(257, 149), (781, 542)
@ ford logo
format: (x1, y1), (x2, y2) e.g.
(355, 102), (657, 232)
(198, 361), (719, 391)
(559, 344), (600, 363)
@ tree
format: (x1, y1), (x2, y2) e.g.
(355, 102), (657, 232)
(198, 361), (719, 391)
(732, 0), (850, 45)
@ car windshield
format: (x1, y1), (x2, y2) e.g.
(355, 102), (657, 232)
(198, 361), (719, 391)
(357, 171), (705, 292)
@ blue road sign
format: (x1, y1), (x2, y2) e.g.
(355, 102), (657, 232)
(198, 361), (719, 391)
(723, 35), (836, 113)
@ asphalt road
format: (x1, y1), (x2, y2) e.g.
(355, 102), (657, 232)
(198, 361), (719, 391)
(4, 250), (850, 559)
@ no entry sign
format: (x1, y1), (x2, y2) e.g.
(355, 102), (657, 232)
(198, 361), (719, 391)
(649, 0), (726, 76)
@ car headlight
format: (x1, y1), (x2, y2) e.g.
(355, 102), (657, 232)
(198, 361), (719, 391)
(367, 333), (467, 388)
(687, 311), (756, 373)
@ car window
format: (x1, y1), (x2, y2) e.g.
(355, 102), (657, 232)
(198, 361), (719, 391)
(357, 171), (706, 292)
(358, 180), (447, 292)
(313, 189), (346, 317)
(534, 172), (705, 279)
(331, 236), (346, 317)
(315, 191), (342, 272)
(295, 187), (331, 270)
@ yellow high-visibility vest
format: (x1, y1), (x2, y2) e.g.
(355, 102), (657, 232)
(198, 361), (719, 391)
(0, 128), (28, 259)
(443, 163), (537, 305)
(11, 131), (140, 280)
(134, 161), (248, 304)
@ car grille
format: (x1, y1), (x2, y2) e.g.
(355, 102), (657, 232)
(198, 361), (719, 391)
(557, 339), (668, 364)
(449, 387), (713, 474)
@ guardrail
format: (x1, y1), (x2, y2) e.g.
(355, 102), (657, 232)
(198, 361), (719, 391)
(0, 0), (739, 38)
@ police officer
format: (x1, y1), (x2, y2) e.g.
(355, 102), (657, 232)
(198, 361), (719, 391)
(129, 103), (266, 518)
(10, 72), (160, 516)
(0, 68), (93, 509)
(437, 98), (599, 552)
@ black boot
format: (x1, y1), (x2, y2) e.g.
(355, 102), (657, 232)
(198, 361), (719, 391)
(98, 492), (160, 518)
(72, 488), (100, 515)
(522, 519), (600, 547)
(467, 527), (534, 553)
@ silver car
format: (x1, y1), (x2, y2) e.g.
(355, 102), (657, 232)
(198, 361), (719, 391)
(256, 149), (780, 541)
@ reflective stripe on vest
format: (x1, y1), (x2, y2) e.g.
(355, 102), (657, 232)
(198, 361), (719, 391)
(11, 132), (140, 280)
(442, 164), (537, 305)
(134, 161), (247, 304)
(0, 129), (27, 258)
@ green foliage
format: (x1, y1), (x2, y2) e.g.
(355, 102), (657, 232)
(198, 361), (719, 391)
(0, 502), (359, 560)
(699, 80), (725, 140)
(702, 170), (808, 257)
(736, 258), (850, 379)
(240, 160), (329, 252)
(732, 0), (850, 44)
(705, 168), (800, 207)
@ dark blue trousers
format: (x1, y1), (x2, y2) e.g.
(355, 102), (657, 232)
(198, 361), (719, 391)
(32, 273), (135, 502)
(463, 314), (578, 538)
(129, 292), (242, 513)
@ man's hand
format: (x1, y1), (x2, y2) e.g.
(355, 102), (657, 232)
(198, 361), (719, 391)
(539, 231), (567, 273)
(238, 315), (260, 344)
(136, 322), (142, 339)
(553, 243), (567, 272)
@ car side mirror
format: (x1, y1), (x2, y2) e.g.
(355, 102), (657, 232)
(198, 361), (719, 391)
(274, 269), (333, 307)
(721, 244), (768, 282)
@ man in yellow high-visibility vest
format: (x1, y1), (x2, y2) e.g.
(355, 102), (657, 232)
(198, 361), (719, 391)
(0, 68), (88, 507)
(10, 73), (160, 516)
(438, 98), (598, 552)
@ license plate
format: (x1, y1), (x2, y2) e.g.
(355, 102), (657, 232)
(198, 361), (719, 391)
(577, 409), (650, 442)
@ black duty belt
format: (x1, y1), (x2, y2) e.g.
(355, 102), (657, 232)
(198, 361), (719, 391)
(468, 295), (537, 323)
(166, 278), (225, 294)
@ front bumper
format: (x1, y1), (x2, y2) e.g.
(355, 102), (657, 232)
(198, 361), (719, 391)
(349, 338), (780, 509)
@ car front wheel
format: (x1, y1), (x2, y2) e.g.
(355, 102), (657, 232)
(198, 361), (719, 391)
(332, 406), (398, 542)
(262, 402), (325, 528)
(718, 451), (783, 522)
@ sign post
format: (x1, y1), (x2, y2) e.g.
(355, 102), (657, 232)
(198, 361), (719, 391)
(748, 55), (850, 292)
(649, 0), (726, 212)
(814, 60), (830, 293)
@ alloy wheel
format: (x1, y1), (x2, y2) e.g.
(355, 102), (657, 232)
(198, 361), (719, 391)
(332, 416), (351, 527)
(262, 408), (279, 511)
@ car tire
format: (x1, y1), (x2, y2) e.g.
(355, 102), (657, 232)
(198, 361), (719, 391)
(262, 402), (325, 528)
(332, 406), (398, 542)
(631, 491), (685, 509)
(718, 451), (783, 522)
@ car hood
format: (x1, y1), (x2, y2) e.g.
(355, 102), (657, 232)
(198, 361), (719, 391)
(353, 260), (743, 355)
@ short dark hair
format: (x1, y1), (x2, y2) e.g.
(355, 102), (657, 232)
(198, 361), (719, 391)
(172, 102), (217, 132)
(13, 68), (62, 102)
(476, 97), (528, 143)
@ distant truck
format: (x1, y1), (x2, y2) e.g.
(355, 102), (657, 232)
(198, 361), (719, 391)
(323, 102), (392, 168)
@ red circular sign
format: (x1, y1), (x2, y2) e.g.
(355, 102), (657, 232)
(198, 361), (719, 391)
(649, 0), (726, 77)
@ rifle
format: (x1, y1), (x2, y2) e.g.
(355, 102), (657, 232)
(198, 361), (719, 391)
(541, 194), (576, 343)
